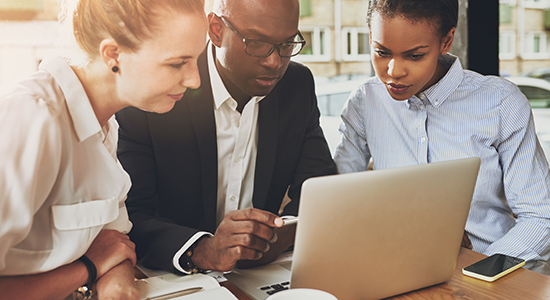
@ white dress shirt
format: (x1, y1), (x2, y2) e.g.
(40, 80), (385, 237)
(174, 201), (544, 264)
(0, 56), (132, 276)
(173, 45), (265, 274)
(335, 54), (550, 273)
(210, 46), (264, 225)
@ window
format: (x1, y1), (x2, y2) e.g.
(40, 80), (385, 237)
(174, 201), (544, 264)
(499, 30), (516, 60)
(499, 0), (516, 5)
(524, 31), (550, 59)
(500, 4), (513, 24)
(299, 0), (312, 17)
(342, 27), (370, 61)
(295, 27), (331, 62)
(524, 0), (550, 9)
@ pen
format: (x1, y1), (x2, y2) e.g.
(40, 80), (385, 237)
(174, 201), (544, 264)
(146, 286), (203, 300)
(282, 216), (299, 226)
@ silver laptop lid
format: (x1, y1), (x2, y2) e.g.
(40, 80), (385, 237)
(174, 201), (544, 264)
(291, 157), (480, 300)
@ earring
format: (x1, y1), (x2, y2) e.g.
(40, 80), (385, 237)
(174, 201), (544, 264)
(112, 66), (119, 73)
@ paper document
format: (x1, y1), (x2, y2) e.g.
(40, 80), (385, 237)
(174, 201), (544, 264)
(170, 287), (237, 300)
(136, 273), (237, 300)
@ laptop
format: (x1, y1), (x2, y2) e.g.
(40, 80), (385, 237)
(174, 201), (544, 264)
(226, 157), (480, 300)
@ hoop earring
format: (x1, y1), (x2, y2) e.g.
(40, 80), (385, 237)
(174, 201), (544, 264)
(112, 66), (119, 73)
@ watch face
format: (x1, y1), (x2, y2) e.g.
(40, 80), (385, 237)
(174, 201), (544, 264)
(75, 285), (94, 300)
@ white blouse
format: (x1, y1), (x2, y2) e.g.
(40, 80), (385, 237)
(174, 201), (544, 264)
(0, 56), (132, 276)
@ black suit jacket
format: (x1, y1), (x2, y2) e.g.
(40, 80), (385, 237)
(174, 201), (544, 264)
(116, 49), (336, 272)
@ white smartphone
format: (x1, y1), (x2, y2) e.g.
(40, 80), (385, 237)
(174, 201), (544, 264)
(462, 253), (525, 282)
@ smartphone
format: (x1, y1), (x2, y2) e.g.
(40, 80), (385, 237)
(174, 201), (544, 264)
(462, 253), (525, 282)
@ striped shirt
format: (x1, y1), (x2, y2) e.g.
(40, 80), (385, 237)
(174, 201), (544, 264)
(334, 54), (550, 272)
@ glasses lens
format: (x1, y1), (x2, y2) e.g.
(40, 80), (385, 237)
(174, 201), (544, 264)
(279, 42), (304, 57)
(246, 41), (274, 57)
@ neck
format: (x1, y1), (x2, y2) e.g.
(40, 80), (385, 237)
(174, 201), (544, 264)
(213, 54), (251, 113)
(418, 59), (449, 96)
(72, 62), (124, 127)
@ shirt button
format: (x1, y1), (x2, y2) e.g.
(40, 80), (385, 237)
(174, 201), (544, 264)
(421, 137), (427, 143)
(234, 122), (240, 128)
(230, 196), (236, 201)
(234, 158), (240, 163)
(419, 104), (425, 110)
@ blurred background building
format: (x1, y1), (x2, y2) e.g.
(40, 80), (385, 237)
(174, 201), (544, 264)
(2, 0), (550, 156)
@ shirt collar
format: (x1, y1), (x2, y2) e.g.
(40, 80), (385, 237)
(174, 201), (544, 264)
(39, 56), (102, 142)
(407, 54), (464, 109)
(208, 43), (233, 110)
(207, 43), (265, 110)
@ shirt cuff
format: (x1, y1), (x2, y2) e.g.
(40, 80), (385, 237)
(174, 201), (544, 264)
(173, 231), (213, 274)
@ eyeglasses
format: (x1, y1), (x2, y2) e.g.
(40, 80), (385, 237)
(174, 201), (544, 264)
(220, 16), (306, 58)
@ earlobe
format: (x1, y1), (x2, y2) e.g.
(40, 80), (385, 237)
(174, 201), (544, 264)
(208, 12), (223, 48)
(99, 39), (120, 72)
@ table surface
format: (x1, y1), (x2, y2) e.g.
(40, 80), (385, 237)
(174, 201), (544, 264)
(222, 247), (550, 300)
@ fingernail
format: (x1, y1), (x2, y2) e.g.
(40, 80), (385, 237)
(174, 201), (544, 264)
(270, 233), (278, 243)
(274, 218), (284, 227)
(264, 244), (270, 252)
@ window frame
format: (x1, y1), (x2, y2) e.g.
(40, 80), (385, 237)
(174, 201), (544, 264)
(523, 31), (550, 60)
(295, 26), (331, 62)
(499, 30), (516, 60)
(341, 27), (370, 62)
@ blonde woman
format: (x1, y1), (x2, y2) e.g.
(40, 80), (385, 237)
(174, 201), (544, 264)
(0, 0), (207, 299)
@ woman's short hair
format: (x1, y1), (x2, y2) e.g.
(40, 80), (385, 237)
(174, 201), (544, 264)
(57, 0), (204, 67)
(366, 0), (458, 39)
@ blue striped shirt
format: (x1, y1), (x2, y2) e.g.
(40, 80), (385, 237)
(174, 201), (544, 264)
(334, 54), (550, 272)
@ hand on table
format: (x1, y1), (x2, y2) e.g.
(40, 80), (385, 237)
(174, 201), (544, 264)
(192, 208), (284, 272)
(95, 260), (140, 300)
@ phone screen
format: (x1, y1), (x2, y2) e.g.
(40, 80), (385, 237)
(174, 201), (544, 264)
(463, 254), (525, 277)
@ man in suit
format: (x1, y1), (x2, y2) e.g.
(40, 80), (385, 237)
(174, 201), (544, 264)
(116, 0), (336, 274)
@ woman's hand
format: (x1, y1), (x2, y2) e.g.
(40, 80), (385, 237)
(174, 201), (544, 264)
(95, 260), (140, 300)
(84, 230), (136, 278)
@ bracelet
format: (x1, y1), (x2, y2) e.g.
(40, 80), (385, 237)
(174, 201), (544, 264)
(76, 255), (97, 299)
(180, 238), (207, 274)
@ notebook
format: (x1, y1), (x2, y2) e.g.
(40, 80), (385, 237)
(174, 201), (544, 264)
(136, 273), (238, 300)
(226, 157), (480, 300)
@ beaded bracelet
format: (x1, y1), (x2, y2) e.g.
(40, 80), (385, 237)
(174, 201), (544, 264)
(180, 237), (208, 274)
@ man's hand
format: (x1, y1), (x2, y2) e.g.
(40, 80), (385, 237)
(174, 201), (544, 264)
(192, 208), (284, 271)
(236, 222), (296, 269)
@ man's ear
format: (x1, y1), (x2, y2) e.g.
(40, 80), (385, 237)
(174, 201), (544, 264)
(99, 39), (120, 71)
(440, 27), (455, 55)
(208, 12), (223, 47)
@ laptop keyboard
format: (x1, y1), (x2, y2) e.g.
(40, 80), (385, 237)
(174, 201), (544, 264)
(260, 281), (290, 295)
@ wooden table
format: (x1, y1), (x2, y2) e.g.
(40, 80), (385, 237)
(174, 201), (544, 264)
(388, 248), (550, 299)
(224, 248), (550, 300)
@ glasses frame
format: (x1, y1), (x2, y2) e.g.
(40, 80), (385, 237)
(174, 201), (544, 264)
(219, 16), (306, 58)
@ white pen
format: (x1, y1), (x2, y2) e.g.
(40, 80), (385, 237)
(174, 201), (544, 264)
(146, 286), (203, 300)
(281, 216), (299, 226)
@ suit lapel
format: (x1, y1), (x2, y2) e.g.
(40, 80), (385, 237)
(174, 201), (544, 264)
(253, 89), (279, 212)
(187, 50), (218, 231)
